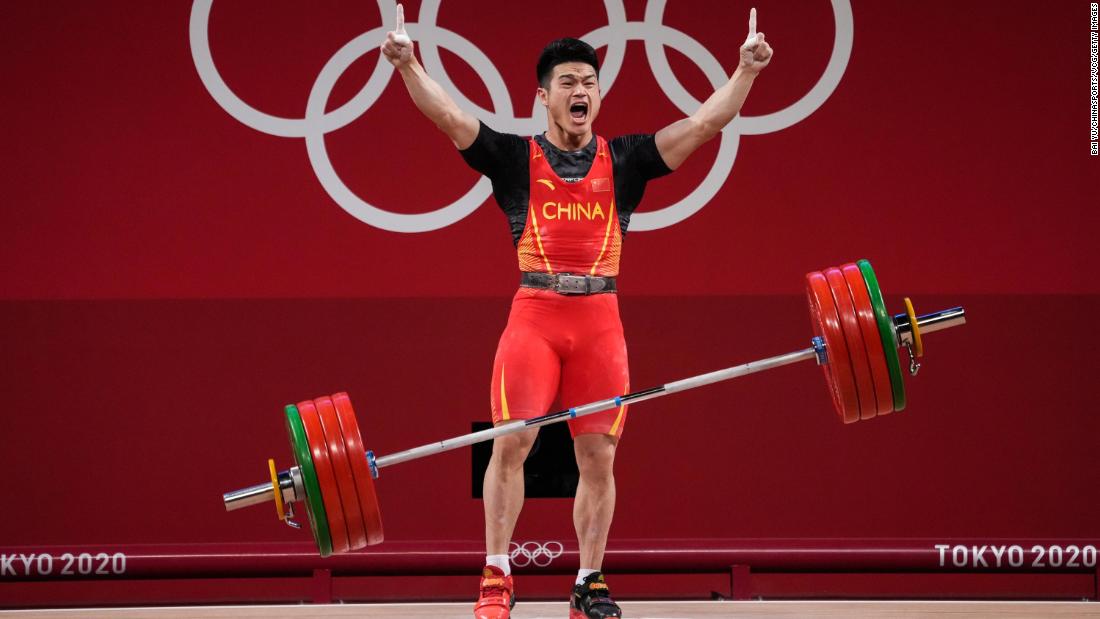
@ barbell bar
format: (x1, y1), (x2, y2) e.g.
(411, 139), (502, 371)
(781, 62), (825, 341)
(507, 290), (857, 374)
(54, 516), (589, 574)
(222, 259), (966, 556)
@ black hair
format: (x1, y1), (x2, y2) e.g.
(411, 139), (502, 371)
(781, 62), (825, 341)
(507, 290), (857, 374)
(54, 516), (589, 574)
(536, 38), (599, 88)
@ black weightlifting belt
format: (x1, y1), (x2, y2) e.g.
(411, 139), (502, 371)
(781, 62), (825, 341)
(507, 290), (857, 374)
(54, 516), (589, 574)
(520, 272), (617, 295)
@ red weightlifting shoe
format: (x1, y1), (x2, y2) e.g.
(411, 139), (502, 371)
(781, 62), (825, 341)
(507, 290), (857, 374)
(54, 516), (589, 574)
(569, 571), (622, 618)
(474, 565), (515, 619)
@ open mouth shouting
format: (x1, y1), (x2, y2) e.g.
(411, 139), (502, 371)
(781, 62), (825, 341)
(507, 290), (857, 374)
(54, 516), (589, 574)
(569, 101), (589, 123)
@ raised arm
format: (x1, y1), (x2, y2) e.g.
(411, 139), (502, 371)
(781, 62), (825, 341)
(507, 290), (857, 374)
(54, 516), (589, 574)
(654, 8), (774, 170)
(380, 4), (479, 149)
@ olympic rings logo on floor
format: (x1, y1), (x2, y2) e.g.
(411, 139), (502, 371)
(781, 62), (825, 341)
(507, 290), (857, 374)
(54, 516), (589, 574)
(189, 0), (853, 233)
(509, 541), (565, 568)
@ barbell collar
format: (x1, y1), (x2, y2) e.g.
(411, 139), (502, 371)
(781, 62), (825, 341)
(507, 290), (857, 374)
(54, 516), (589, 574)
(894, 306), (966, 345)
(224, 469), (299, 512)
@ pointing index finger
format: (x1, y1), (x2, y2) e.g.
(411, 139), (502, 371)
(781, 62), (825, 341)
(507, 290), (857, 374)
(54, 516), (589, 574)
(749, 7), (757, 38)
(392, 3), (411, 45)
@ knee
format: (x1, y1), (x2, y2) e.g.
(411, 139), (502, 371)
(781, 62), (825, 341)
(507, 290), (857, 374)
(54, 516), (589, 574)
(574, 434), (617, 478)
(490, 424), (538, 471)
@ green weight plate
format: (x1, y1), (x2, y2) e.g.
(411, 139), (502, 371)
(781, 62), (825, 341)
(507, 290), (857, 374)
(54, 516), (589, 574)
(285, 404), (333, 557)
(857, 260), (906, 411)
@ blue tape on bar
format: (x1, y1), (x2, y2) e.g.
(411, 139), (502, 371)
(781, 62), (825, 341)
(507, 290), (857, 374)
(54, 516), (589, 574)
(569, 408), (577, 418)
(614, 396), (622, 406)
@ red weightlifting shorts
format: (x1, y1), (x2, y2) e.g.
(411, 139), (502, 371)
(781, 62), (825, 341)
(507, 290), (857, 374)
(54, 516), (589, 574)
(490, 287), (630, 438)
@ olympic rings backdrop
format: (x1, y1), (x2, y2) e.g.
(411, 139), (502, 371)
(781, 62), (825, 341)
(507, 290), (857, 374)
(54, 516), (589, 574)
(1, 1), (1096, 553)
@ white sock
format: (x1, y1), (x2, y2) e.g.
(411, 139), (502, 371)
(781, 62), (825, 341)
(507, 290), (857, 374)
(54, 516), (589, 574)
(486, 554), (511, 576)
(575, 568), (599, 585)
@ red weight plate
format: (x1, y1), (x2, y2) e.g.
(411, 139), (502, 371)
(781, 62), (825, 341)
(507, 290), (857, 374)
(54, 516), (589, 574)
(333, 392), (384, 545)
(314, 396), (367, 551)
(825, 267), (877, 422)
(296, 399), (351, 555)
(806, 271), (860, 424)
(842, 263), (894, 417)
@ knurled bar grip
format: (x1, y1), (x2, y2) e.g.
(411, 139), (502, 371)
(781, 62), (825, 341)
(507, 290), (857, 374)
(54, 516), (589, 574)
(224, 345), (822, 511)
(662, 348), (819, 394)
(373, 347), (820, 472)
(359, 306), (962, 474)
(223, 305), (966, 511)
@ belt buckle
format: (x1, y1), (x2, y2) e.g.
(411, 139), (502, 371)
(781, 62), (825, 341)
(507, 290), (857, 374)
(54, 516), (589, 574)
(555, 274), (588, 295)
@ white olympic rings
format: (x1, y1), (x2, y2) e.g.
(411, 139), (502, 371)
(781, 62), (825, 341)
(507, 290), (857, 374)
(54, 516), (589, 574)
(509, 540), (564, 568)
(189, 0), (853, 233)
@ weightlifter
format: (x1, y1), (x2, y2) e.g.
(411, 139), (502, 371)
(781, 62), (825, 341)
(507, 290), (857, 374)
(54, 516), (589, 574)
(381, 6), (772, 618)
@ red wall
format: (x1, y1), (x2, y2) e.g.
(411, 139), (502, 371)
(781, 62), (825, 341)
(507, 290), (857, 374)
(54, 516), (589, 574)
(1, 0), (1097, 577)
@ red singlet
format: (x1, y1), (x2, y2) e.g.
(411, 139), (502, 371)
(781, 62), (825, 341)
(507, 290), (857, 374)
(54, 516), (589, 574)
(490, 136), (629, 437)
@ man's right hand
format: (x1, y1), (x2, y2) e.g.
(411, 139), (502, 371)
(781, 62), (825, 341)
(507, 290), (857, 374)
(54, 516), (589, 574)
(380, 2), (478, 149)
(381, 4), (413, 68)
(738, 8), (773, 74)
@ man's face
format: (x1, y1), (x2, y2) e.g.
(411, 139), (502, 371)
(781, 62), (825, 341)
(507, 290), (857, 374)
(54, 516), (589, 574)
(538, 62), (601, 140)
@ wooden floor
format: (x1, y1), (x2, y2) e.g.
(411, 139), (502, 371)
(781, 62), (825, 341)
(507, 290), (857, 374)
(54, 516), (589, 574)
(2, 601), (1098, 618)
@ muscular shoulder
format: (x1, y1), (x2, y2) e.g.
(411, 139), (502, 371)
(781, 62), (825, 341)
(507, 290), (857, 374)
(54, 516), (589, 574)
(459, 121), (528, 178)
(608, 134), (672, 180)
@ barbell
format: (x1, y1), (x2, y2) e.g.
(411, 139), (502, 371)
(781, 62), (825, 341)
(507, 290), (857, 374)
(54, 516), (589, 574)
(222, 259), (966, 557)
